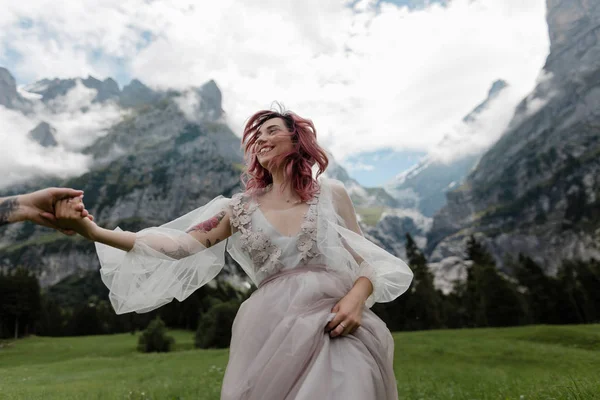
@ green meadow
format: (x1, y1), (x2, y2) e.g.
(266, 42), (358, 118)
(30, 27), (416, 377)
(0, 325), (599, 400)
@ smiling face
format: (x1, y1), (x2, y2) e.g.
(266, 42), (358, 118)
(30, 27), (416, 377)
(254, 117), (295, 170)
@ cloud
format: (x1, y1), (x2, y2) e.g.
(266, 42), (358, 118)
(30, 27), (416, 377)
(0, 105), (91, 188)
(173, 89), (202, 123)
(0, 0), (549, 176)
(427, 83), (529, 163)
(32, 81), (126, 150)
(0, 81), (125, 188)
(345, 161), (376, 172)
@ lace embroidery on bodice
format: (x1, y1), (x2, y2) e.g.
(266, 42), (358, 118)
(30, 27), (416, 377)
(229, 186), (320, 278)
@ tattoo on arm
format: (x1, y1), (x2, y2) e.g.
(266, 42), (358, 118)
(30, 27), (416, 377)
(186, 211), (227, 234)
(160, 246), (192, 259)
(0, 197), (19, 227)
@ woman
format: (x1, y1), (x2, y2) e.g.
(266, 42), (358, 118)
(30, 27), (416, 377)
(54, 108), (413, 399)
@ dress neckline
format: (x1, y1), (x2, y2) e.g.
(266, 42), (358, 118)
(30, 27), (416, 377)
(252, 184), (320, 238)
(254, 206), (307, 238)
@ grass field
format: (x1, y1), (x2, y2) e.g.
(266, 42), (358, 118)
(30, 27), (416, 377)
(0, 325), (599, 399)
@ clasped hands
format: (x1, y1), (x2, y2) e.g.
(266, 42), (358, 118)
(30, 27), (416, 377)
(48, 196), (97, 239)
(14, 187), (92, 235)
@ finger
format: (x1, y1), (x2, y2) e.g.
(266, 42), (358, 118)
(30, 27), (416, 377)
(326, 312), (345, 332)
(36, 215), (63, 231)
(349, 323), (361, 334)
(80, 209), (89, 218)
(329, 324), (345, 338)
(39, 213), (59, 226)
(55, 199), (79, 218)
(40, 212), (57, 222)
(60, 229), (76, 236)
(54, 201), (65, 218)
(87, 214), (94, 221)
(51, 188), (84, 200)
(337, 320), (352, 337)
(342, 322), (355, 336)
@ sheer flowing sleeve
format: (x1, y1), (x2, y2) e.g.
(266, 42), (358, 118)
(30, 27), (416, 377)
(317, 178), (413, 308)
(95, 196), (232, 314)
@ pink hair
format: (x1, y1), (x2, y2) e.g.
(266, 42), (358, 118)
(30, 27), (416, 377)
(241, 107), (329, 201)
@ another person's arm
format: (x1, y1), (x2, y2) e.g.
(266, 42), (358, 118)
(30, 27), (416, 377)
(0, 188), (89, 231)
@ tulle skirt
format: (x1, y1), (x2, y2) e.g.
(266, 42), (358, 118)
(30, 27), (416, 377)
(221, 265), (399, 400)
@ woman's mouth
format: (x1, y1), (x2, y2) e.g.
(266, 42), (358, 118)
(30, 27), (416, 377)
(259, 146), (274, 155)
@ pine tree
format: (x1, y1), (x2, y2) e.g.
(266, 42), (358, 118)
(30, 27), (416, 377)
(2, 268), (41, 338)
(402, 233), (443, 330)
(463, 236), (525, 327)
(513, 255), (560, 324)
(556, 260), (600, 324)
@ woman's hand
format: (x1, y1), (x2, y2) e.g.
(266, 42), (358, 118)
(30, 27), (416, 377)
(325, 277), (372, 338)
(53, 197), (98, 240)
(325, 292), (364, 338)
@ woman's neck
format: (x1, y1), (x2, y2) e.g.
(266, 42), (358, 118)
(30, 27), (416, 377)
(269, 170), (299, 202)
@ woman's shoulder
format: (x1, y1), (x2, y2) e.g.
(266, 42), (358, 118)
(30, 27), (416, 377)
(317, 177), (348, 197)
(229, 190), (259, 213)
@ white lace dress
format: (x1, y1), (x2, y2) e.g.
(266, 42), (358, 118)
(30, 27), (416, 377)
(95, 178), (413, 400)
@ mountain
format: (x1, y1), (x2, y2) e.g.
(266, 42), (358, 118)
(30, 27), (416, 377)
(322, 156), (431, 260)
(324, 156), (398, 210)
(84, 81), (234, 166)
(0, 67), (29, 110)
(28, 122), (58, 147)
(24, 76), (120, 104)
(119, 79), (161, 108)
(363, 208), (432, 260)
(426, 0), (600, 273)
(386, 79), (509, 217)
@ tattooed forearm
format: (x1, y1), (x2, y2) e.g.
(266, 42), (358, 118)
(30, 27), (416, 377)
(160, 246), (192, 259)
(186, 211), (226, 234)
(0, 197), (19, 227)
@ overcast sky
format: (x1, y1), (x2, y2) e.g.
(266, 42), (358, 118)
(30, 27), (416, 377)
(0, 0), (550, 188)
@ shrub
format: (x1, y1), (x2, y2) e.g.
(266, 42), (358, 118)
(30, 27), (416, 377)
(137, 316), (174, 353)
(195, 300), (240, 349)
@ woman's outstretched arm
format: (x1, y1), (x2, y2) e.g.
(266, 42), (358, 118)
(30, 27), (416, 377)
(54, 198), (233, 257)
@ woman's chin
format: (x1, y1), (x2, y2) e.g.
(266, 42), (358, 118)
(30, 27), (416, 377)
(258, 156), (279, 171)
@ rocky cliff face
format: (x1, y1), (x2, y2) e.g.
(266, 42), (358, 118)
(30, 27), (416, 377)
(427, 0), (600, 273)
(364, 208), (432, 260)
(119, 79), (161, 108)
(25, 76), (121, 104)
(325, 156), (398, 209)
(28, 122), (58, 147)
(0, 67), (29, 110)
